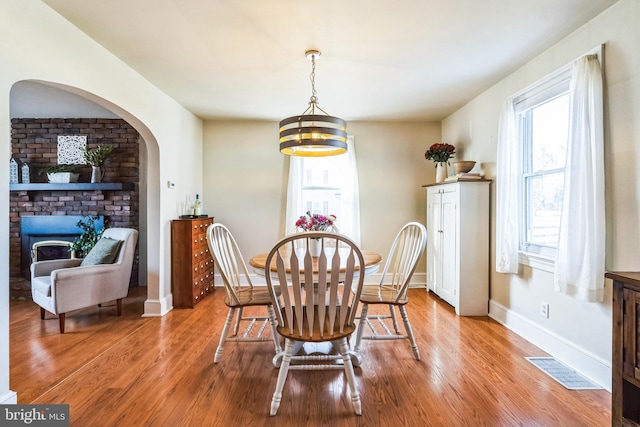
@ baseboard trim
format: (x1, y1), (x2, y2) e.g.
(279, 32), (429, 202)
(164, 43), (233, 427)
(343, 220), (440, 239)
(0, 390), (17, 404)
(142, 294), (173, 317)
(489, 299), (611, 391)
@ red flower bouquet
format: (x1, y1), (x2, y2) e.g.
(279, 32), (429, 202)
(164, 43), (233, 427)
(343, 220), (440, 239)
(425, 143), (456, 165)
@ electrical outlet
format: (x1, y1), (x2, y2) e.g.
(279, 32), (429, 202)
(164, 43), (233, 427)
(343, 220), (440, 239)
(540, 301), (549, 318)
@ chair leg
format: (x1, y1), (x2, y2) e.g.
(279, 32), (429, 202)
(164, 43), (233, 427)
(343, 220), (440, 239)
(40, 307), (45, 320)
(337, 337), (362, 415)
(214, 307), (235, 364)
(353, 303), (369, 353)
(233, 307), (243, 336)
(389, 304), (400, 334)
(399, 305), (419, 361)
(267, 305), (282, 353)
(270, 338), (294, 416)
(58, 313), (66, 334)
(116, 299), (122, 316)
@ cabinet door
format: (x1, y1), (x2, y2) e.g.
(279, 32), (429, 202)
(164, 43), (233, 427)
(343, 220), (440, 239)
(426, 188), (441, 293)
(623, 288), (640, 380)
(437, 189), (457, 307)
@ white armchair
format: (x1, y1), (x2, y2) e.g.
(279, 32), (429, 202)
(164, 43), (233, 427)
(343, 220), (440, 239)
(30, 227), (139, 333)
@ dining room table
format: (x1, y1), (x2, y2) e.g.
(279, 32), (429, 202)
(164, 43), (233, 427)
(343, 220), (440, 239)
(249, 247), (383, 368)
(248, 248), (382, 278)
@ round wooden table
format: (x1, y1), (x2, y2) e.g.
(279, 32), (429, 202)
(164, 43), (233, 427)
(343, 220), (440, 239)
(249, 249), (382, 277)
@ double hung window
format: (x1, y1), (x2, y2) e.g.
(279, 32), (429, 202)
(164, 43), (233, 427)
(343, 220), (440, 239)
(515, 71), (570, 257)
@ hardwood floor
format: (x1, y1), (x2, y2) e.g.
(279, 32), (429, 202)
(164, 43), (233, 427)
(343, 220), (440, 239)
(10, 287), (610, 426)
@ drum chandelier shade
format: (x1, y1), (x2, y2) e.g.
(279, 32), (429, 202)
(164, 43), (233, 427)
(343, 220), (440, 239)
(279, 50), (347, 157)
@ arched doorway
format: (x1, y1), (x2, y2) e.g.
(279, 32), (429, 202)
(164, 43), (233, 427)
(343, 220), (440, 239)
(9, 80), (159, 310)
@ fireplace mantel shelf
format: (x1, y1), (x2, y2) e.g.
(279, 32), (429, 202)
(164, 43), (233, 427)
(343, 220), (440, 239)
(10, 182), (135, 191)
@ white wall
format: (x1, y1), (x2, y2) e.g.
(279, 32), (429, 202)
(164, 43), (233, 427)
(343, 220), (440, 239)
(442, 0), (640, 390)
(0, 0), (204, 402)
(203, 120), (441, 279)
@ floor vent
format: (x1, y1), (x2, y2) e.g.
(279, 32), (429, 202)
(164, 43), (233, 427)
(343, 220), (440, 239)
(525, 357), (602, 390)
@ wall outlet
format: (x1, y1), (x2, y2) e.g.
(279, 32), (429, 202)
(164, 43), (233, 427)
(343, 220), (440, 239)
(540, 301), (549, 318)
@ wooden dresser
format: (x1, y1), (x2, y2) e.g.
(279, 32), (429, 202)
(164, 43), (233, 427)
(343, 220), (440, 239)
(171, 217), (215, 308)
(606, 271), (640, 426)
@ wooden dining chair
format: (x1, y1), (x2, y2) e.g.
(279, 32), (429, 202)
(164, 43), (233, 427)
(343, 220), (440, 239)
(265, 232), (366, 416)
(206, 223), (281, 363)
(353, 222), (427, 360)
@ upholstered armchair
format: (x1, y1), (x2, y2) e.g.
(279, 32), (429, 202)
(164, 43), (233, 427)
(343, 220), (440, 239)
(30, 227), (138, 333)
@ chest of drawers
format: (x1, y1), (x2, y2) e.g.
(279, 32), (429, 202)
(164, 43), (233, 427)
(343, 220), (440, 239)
(171, 217), (215, 308)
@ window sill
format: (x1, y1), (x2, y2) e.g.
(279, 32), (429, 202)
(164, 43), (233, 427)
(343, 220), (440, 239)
(519, 252), (555, 273)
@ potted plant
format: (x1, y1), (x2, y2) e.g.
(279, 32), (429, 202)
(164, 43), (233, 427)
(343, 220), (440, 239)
(70, 215), (108, 257)
(41, 164), (81, 183)
(83, 145), (114, 183)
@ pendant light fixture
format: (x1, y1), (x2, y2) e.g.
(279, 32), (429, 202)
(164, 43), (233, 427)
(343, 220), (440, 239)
(279, 50), (347, 157)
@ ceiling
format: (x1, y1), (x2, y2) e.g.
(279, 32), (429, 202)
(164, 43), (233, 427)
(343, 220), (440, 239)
(15, 0), (618, 121)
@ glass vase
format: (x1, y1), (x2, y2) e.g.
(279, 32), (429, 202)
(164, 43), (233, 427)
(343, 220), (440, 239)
(308, 238), (322, 257)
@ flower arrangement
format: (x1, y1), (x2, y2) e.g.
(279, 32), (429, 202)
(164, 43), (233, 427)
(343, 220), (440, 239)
(295, 211), (337, 232)
(83, 145), (114, 167)
(425, 143), (456, 165)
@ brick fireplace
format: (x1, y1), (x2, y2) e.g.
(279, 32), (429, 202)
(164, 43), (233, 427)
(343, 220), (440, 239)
(9, 118), (140, 300)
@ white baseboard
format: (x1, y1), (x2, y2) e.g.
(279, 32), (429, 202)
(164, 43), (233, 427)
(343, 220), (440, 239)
(0, 390), (17, 404)
(408, 272), (427, 289)
(142, 294), (173, 317)
(489, 299), (611, 392)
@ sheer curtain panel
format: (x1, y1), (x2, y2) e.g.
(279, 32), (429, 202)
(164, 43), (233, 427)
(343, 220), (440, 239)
(495, 99), (519, 274)
(554, 54), (605, 302)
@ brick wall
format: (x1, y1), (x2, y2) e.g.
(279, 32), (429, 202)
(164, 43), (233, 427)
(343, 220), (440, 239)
(9, 118), (140, 298)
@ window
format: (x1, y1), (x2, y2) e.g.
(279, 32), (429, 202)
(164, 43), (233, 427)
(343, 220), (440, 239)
(300, 156), (344, 219)
(515, 70), (570, 257)
(496, 49), (604, 279)
(286, 136), (361, 245)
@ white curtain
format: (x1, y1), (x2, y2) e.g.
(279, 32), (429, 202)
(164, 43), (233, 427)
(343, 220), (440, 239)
(285, 155), (303, 234)
(495, 98), (520, 274)
(285, 136), (361, 246)
(554, 55), (605, 302)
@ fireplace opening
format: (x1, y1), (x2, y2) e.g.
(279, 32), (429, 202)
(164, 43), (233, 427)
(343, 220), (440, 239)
(21, 216), (104, 279)
(32, 240), (76, 263)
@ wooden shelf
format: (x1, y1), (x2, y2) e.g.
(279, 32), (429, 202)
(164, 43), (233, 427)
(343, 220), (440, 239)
(10, 182), (135, 191)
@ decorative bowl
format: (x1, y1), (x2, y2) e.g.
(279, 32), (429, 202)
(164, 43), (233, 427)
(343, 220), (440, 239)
(452, 161), (476, 174)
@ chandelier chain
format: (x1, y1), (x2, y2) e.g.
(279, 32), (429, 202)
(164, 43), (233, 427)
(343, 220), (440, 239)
(309, 55), (318, 104)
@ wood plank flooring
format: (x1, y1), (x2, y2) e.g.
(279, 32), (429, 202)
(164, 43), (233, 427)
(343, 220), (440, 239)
(9, 287), (610, 426)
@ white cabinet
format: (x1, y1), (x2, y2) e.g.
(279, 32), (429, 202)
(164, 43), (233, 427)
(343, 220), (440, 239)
(425, 181), (490, 316)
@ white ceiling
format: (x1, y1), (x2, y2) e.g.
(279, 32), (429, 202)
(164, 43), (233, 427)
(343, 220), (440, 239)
(15, 0), (618, 121)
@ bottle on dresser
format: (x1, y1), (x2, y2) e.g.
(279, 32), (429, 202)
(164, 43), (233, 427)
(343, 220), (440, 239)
(193, 194), (202, 216)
